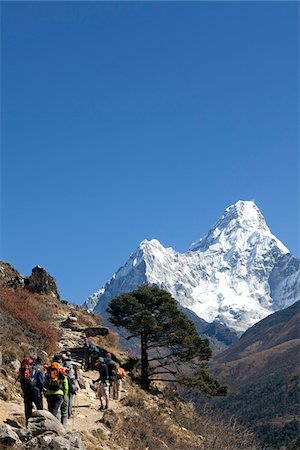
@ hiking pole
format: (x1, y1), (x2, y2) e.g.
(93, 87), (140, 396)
(72, 393), (78, 431)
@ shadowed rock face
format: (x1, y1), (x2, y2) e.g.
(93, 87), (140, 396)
(24, 266), (60, 299)
(0, 261), (24, 287)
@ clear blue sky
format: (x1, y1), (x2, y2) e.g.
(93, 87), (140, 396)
(1, 1), (299, 304)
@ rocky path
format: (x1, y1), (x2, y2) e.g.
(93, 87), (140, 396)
(0, 314), (129, 449)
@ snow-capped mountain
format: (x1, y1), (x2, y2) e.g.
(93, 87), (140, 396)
(84, 200), (300, 334)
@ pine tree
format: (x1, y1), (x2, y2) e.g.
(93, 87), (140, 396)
(108, 284), (227, 394)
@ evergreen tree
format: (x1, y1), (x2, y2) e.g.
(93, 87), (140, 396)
(108, 284), (227, 394)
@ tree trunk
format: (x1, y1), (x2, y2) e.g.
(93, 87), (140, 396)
(141, 334), (150, 390)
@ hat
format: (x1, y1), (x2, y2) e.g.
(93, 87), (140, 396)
(66, 351), (71, 357)
(53, 354), (62, 363)
(106, 352), (111, 358)
(97, 357), (104, 363)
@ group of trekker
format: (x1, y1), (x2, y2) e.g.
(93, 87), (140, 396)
(92, 352), (126, 410)
(17, 351), (78, 428)
(17, 337), (126, 427)
(83, 337), (127, 409)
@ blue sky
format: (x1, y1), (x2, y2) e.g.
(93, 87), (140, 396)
(1, 1), (299, 304)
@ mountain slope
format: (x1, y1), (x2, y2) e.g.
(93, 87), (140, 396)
(84, 200), (300, 334)
(209, 301), (300, 450)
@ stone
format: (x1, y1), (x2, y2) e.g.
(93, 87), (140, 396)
(25, 433), (85, 450)
(4, 418), (22, 429)
(0, 424), (21, 446)
(84, 327), (109, 337)
(77, 377), (86, 390)
(28, 410), (67, 437)
(101, 410), (120, 429)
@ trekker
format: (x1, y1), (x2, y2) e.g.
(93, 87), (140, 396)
(62, 351), (78, 419)
(93, 357), (109, 410)
(112, 365), (126, 401)
(83, 337), (93, 370)
(17, 357), (45, 427)
(104, 353), (118, 398)
(44, 355), (69, 428)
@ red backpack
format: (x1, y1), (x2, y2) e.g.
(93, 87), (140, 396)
(19, 358), (36, 390)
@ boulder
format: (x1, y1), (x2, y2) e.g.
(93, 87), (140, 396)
(28, 410), (67, 437)
(0, 424), (21, 447)
(84, 327), (109, 337)
(26, 434), (85, 450)
(61, 316), (80, 330)
(101, 410), (120, 429)
(24, 266), (60, 299)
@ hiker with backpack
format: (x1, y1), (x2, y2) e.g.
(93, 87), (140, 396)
(83, 336), (101, 370)
(44, 355), (69, 427)
(62, 351), (78, 419)
(112, 364), (126, 401)
(104, 352), (118, 398)
(17, 357), (45, 427)
(93, 357), (109, 410)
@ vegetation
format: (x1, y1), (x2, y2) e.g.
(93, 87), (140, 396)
(212, 372), (300, 449)
(108, 284), (227, 394)
(0, 286), (59, 361)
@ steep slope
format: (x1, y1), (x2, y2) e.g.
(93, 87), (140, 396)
(84, 200), (300, 334)
(210, 300), (300, 388)
(208, 301), (300, 449)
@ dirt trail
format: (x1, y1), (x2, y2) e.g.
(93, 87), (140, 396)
(59, 318), (127, 434)
(0, 315), (127, 439)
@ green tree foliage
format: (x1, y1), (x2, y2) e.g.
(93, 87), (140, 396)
(108, 284), (227, 394)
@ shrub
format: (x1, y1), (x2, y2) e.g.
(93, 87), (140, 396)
(0, 286), (59, 359)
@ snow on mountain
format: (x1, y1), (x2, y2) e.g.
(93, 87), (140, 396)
(84, 200), (300, 334)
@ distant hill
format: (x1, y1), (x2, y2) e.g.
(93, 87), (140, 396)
(209, 301), (300, 449)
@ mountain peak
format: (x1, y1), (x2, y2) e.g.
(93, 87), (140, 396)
(190, 200), (288, 254)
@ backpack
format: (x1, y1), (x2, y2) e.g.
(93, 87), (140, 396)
(117, 367), (125, 380)
(45, 364), (63, 390)
(62, 360), (76, 380)
(62, 360), (77, 395)
(106, 360), (118, 382)
(19, 359), (36, 390)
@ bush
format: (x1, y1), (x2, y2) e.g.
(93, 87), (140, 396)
(0, 287), (59, 359)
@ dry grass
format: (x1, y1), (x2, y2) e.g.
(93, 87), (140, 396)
(0, 287), (59, 366)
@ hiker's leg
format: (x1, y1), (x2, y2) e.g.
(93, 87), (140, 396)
(116, 379), (122, 401)
(32, 388), (43, 410)
(24, 393), (33, 427)
(112, 381), (116, 399)
(98, 384), (105, 409)
(48, 394), (64, 419)
(68, 393), (74, 418)
(104, 382), (110, 409)
(61, 397), (68, 428)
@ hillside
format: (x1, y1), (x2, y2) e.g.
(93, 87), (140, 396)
(208, 301), (300, 449)
(0, 261), (259, 450)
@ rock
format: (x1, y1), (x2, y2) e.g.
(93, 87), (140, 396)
(84, 327), (109, 337)
(4, 419), (22, 429)
(28, 410), (67, 437)
(10, 360), (20, 373)
(77, 377), (86, 390)
(0, 367), (8, 377)
(28, 434), (85, 450)
(0, 424), (21, 447)
(0, 385), (9, 401)
(61, 316), (79, 330)
(16, 427), (32, 442)
(24, 266), (60, 299)
(101, 410), (120, 429)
